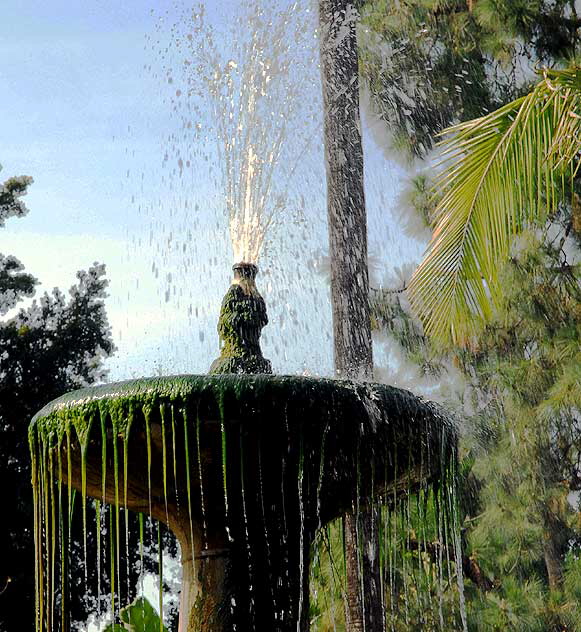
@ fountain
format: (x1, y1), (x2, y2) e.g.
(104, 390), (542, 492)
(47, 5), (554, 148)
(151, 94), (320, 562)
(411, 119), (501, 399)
(28, 2), (462, 629)
(29, 262), (457, 631)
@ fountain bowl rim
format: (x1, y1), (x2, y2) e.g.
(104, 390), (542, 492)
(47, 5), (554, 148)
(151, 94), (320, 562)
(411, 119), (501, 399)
(30, 373), (451, 431)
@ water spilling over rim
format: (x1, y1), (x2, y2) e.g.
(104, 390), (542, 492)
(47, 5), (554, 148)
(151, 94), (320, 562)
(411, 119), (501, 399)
(31, 374), (455, 445)
(29, 374), (460, 631)
(30, 374), (459, 548)
(30, 375), (458, 514)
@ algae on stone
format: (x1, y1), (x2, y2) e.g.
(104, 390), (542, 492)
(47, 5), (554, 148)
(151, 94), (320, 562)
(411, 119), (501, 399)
(29, 374), (458, 632)
(209, 264), (272, 375)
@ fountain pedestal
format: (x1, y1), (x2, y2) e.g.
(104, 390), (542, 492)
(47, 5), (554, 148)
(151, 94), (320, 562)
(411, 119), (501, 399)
(209, 262), (272, 375)
(30, 375), (455, 631)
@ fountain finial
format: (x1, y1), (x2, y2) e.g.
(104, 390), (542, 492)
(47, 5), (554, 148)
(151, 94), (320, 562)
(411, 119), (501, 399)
(209, 262), (272, 374)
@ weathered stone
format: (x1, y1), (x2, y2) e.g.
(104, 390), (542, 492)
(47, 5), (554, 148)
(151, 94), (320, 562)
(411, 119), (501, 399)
(30, 375), (456, 632)
(209, 263), (272, 375)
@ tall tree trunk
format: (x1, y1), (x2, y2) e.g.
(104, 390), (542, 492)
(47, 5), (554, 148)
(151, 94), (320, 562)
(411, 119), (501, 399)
(543, 509), (565, 591)
(543, 536), (563, 591)
(318, 1), (383, 630)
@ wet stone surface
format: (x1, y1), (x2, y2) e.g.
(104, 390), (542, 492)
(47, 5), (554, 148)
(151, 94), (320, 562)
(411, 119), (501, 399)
(30, 374), (457, 632)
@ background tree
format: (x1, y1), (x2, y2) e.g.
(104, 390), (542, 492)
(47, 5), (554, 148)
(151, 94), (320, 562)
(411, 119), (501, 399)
(318, 1), (381, 630)
(359, 0), (579, 159)
(408, 65), (581, 343)
(370, 222), (581, 630)
(312, 2), (581, 630)
(0, 166), (117, 630)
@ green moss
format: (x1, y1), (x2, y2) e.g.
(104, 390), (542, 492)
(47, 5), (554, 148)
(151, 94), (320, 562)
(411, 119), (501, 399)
(29, 373), (458, 631)
(209, 284), (272, 375)
(30, 374), (456, 478)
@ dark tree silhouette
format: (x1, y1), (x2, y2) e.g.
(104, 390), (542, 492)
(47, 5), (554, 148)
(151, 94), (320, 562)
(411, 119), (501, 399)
(0, 168), (116, 631)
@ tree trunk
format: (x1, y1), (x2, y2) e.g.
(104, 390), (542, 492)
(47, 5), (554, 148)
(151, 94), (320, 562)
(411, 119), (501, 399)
(318, 1), (383, 630)
(318, 0), (372, 382)
(543, 536), (563, 592)
(542, 509), (565, 591)
(343, 513), (364, 632)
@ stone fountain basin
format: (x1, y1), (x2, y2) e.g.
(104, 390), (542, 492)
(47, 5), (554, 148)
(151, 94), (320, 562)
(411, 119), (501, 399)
(29, 374), (456, 632)
(30, 374), (454, 527)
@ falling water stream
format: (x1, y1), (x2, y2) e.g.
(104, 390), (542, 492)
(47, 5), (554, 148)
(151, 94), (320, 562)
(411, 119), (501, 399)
(28, 1), (469, 631)
(30, 376), (464, 631)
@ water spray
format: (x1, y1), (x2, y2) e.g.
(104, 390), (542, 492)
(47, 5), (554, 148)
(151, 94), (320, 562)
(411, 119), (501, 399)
(209, 262), (272, 374)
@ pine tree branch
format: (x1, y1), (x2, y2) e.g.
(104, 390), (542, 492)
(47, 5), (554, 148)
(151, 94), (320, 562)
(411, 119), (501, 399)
(567, 472), (581, 491)
(407, 538), (495, 591)
(370, 284), (407, 296)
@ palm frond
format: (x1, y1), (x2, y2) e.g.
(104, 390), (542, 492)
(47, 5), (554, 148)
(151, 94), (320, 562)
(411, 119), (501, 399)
(408, 65), (581, 345)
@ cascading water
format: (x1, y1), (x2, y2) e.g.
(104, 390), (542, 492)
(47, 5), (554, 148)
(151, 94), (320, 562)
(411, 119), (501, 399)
(28, 1), (469, 631)
(29, 374), (460, 631)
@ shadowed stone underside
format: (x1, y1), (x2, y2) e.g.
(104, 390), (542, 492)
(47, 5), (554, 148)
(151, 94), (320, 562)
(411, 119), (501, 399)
(30, 374), (456, 632)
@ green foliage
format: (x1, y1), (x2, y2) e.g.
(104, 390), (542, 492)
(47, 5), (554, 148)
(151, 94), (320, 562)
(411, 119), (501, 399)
(461, 234), (581, 621)
(0, 254), (36, 314)
(408, 66), (581, 344)
(0, 165), (33, 227)
(310, 495), (468, 631)
(0, 169), (116, 631)
(359, 0), (579, 159)
(359, 0), (498, 159)
(357, 1), (581, 629)
(310, 522), (347, 631)
(373, 224), (581, 629)
(103, 597), (168, 632)
(475, 577), (546, 631)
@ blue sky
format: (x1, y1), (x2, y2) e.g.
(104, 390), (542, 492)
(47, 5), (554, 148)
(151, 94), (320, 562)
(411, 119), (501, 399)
(2, 1), (163, 234)
(1, 0), (424, 383)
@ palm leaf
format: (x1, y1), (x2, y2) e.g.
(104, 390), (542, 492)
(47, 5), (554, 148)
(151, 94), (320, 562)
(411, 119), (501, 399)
(407, 65), (581, 345)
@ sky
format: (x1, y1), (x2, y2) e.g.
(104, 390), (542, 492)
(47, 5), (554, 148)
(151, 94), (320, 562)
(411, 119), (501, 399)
(1, 0), (429, 626)
(1, 0), (424, 384)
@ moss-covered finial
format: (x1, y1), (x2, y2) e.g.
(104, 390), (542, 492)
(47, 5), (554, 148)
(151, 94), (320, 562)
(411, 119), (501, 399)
(209, 262), (272, 374)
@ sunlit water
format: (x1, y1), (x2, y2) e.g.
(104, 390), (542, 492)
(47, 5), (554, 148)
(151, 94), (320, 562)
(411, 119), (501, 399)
(164, 2), (319, 264)
(109, 2), (423, 384)
(113, 4), (459, 626)
(27, 0), (467, 630)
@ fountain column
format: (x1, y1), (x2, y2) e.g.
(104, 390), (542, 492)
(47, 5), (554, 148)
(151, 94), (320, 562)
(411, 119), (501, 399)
(191, 262), (311, 631)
